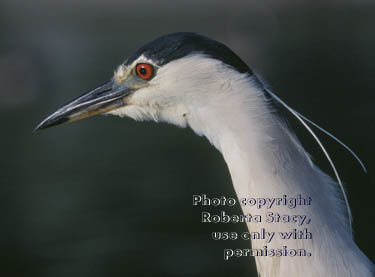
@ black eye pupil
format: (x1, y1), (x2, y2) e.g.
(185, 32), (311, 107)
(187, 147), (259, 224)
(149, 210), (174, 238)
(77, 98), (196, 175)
(140, 67), (147, 75)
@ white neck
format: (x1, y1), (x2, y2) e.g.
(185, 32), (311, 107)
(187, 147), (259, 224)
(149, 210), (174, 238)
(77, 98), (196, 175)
(186, 74), (374, 276)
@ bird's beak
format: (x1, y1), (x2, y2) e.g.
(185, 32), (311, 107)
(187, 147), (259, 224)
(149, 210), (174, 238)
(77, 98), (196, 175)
(35, 79), (133, 131)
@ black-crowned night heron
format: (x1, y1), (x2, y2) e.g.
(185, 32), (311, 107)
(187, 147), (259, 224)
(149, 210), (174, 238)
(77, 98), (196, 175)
(35, 32), (374, 276)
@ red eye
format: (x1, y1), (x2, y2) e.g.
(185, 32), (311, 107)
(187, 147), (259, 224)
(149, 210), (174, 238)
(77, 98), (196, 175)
(136, 63), (154, 80)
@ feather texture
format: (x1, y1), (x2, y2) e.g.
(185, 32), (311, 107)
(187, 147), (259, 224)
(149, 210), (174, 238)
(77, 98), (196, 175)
(108, 54), (374, 276)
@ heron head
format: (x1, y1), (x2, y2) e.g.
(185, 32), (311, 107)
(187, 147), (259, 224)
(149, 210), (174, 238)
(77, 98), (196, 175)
(35, 32), (253, 131)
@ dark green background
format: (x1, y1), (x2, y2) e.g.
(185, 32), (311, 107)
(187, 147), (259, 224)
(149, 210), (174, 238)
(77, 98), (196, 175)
(1, 0), (374, 276)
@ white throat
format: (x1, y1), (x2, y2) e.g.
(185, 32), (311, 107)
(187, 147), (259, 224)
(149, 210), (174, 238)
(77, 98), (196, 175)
(185, 71), (374, 276)
(109, 55), (373, 276)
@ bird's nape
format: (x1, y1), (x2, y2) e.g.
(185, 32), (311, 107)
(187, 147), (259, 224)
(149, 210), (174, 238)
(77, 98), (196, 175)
(35, 32), (254, 131)
(34, 32), (375, 276)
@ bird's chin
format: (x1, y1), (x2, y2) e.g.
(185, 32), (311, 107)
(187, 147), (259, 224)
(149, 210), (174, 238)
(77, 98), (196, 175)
(106, 104), (189, 128)
(105, 106), (134, 118)
(106, 105), (158, 122)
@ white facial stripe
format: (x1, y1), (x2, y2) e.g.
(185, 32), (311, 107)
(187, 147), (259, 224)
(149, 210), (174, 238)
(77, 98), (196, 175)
(114, 54), (159, 84)
(129, 54), (158, 68)
(114, 64), (131, 83)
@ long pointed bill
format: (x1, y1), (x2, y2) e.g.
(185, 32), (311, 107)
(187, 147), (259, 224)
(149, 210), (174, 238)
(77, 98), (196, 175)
(35, 80), (133, 131)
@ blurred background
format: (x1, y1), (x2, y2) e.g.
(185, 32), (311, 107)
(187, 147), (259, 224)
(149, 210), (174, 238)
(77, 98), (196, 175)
(0, 0), (374, 276)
